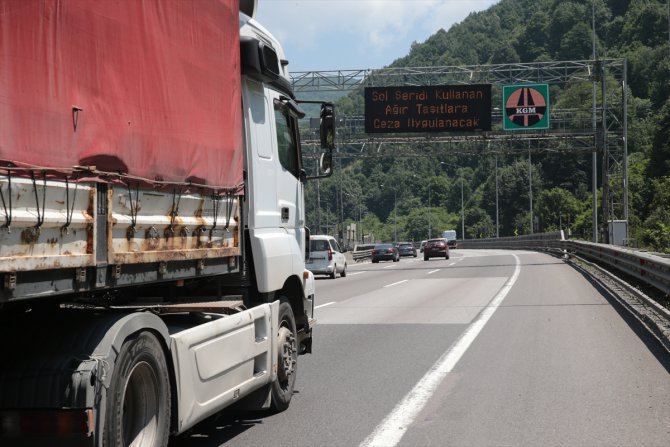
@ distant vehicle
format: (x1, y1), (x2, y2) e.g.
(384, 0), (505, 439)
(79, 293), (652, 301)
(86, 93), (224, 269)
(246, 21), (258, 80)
(442, 230), (458, 249)
(419, 240), (427, 253)
(424, 238), (450, 260)
(442, 230), (457, 241)
(307, 235), (347, 278)
(397, 242), (417, 257)
(371, 243), (400, 263)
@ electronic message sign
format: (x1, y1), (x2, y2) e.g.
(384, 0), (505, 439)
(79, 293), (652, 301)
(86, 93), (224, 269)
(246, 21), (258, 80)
(364, 85), (491, 133)
(502, 84), (550, 130)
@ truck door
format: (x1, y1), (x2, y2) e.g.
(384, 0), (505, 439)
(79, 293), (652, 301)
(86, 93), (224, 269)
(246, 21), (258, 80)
(242, 80), (306, 293)
(270, 93), (305, 252)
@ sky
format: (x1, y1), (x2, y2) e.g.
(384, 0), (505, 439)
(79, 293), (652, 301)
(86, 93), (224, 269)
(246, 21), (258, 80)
(255, 0), (499, 73)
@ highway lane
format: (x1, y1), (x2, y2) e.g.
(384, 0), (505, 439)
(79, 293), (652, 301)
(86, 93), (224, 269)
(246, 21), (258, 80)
(170, 249), (670, 447)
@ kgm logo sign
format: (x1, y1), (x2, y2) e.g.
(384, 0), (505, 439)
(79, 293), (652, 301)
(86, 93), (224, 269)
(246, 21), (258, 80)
(502, 84), (549, 130)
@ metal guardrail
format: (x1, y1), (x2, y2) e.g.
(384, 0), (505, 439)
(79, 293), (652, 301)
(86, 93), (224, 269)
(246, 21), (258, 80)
(559, 240), (670, 298)
(352, 244), (374, 262)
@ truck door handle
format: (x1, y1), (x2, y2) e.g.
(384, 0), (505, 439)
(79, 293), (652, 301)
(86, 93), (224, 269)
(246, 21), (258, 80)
(281, 207), (289, 222)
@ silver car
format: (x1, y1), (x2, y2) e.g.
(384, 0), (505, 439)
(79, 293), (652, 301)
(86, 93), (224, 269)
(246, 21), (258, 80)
(306, 235), (347, 279)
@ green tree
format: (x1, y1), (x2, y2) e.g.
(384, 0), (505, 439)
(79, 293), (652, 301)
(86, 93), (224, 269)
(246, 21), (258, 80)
(640, 177), (670, 252)
(536, 187), (581, 232)
(648, 98), (670, 178)
(479, 159), (544, 236)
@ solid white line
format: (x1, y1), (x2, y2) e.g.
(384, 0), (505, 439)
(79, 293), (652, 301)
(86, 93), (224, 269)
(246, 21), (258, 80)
(360, 254), (521, 447)
(384, 279), (408, 288)
(314, 301), (335, 309)
(347, 271), (366, 276)
(427, 269), (440, 275)
(383, 264), (397, 269)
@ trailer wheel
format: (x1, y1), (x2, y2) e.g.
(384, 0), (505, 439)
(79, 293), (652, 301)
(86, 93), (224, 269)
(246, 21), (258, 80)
(103, 331), (171, 447)
(271, 301), (297, 412)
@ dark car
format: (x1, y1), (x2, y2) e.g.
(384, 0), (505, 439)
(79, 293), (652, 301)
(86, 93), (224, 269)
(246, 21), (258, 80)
(423, 238), (450, 260)
(397, 242), (417, 257)
(447, 239), (458, 249)
(371, 243), (400, 263)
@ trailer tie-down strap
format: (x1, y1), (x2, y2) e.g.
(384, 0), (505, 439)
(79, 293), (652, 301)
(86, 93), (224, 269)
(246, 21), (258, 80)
(1, 169), (12, 232)
(30, 171), (46, 235)
(61, 175), (79, 235)
(167, 187), (183, 236)
(126, 182), (140, 239)
(209, 192), (234, 237)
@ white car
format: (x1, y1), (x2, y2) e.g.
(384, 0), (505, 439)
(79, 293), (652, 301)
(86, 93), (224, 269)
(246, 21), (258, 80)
(306, 235), (347, 279)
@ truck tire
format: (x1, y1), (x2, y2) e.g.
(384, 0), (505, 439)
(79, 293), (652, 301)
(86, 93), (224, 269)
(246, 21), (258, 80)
(271, 301), (297, 412)
(103, 331), (171, 447)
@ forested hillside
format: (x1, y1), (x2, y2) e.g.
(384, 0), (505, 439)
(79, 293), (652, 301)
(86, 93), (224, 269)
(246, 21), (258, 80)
(305, 0), (670, 251)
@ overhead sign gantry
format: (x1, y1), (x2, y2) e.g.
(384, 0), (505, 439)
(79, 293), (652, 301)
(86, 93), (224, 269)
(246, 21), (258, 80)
(292, 59), (628, 244)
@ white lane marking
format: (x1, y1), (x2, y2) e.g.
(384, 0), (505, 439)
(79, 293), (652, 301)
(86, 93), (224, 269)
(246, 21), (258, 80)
(427, 269), (440, 275)
(383, 264), (398, 269)
(360, 254), (521, 447)
(384, 280), (408, 288)
(314, 302), (335, 309)
(347, 271), (366, 276)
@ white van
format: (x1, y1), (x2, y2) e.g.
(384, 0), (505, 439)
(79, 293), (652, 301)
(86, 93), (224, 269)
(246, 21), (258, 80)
(306, 235), (347, 279)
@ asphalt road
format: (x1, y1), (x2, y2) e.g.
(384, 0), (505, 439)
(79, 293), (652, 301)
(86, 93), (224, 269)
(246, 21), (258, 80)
(170, 249), (670, 447)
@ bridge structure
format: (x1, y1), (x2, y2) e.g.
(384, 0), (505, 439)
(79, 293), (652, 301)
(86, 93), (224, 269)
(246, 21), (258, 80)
(293, 59), (628, 244)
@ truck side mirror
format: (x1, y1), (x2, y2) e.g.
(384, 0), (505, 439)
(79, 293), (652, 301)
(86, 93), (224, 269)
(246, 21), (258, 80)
(320, 103), (335, 150)
(298, 101), (335, 180)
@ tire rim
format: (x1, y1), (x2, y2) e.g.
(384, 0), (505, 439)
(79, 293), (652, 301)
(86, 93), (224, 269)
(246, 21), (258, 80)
(122, 361), (160, 447)
(277, 325), (296, 384)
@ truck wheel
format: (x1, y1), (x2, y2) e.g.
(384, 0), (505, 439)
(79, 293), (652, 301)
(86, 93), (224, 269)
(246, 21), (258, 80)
(103, 331), (171, 447)
(271, 301), (297, 412)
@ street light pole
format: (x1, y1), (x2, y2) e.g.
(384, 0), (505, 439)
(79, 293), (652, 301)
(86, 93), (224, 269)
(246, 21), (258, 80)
(460, 176), (464, 240)
(428, 182), (431, 239)
(380, 184), (397, 243)
(393, 188), (397, 243)
(495, 156), (499, 238)
(440, 161), (466, 240)
(529, 144), (534, 234)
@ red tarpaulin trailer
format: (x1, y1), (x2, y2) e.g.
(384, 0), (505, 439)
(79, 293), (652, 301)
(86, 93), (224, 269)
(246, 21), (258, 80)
(0, 0), (243, 191)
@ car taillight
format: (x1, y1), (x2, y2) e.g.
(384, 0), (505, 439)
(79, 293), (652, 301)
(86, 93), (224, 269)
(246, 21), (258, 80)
(328, 247), (333, 260)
